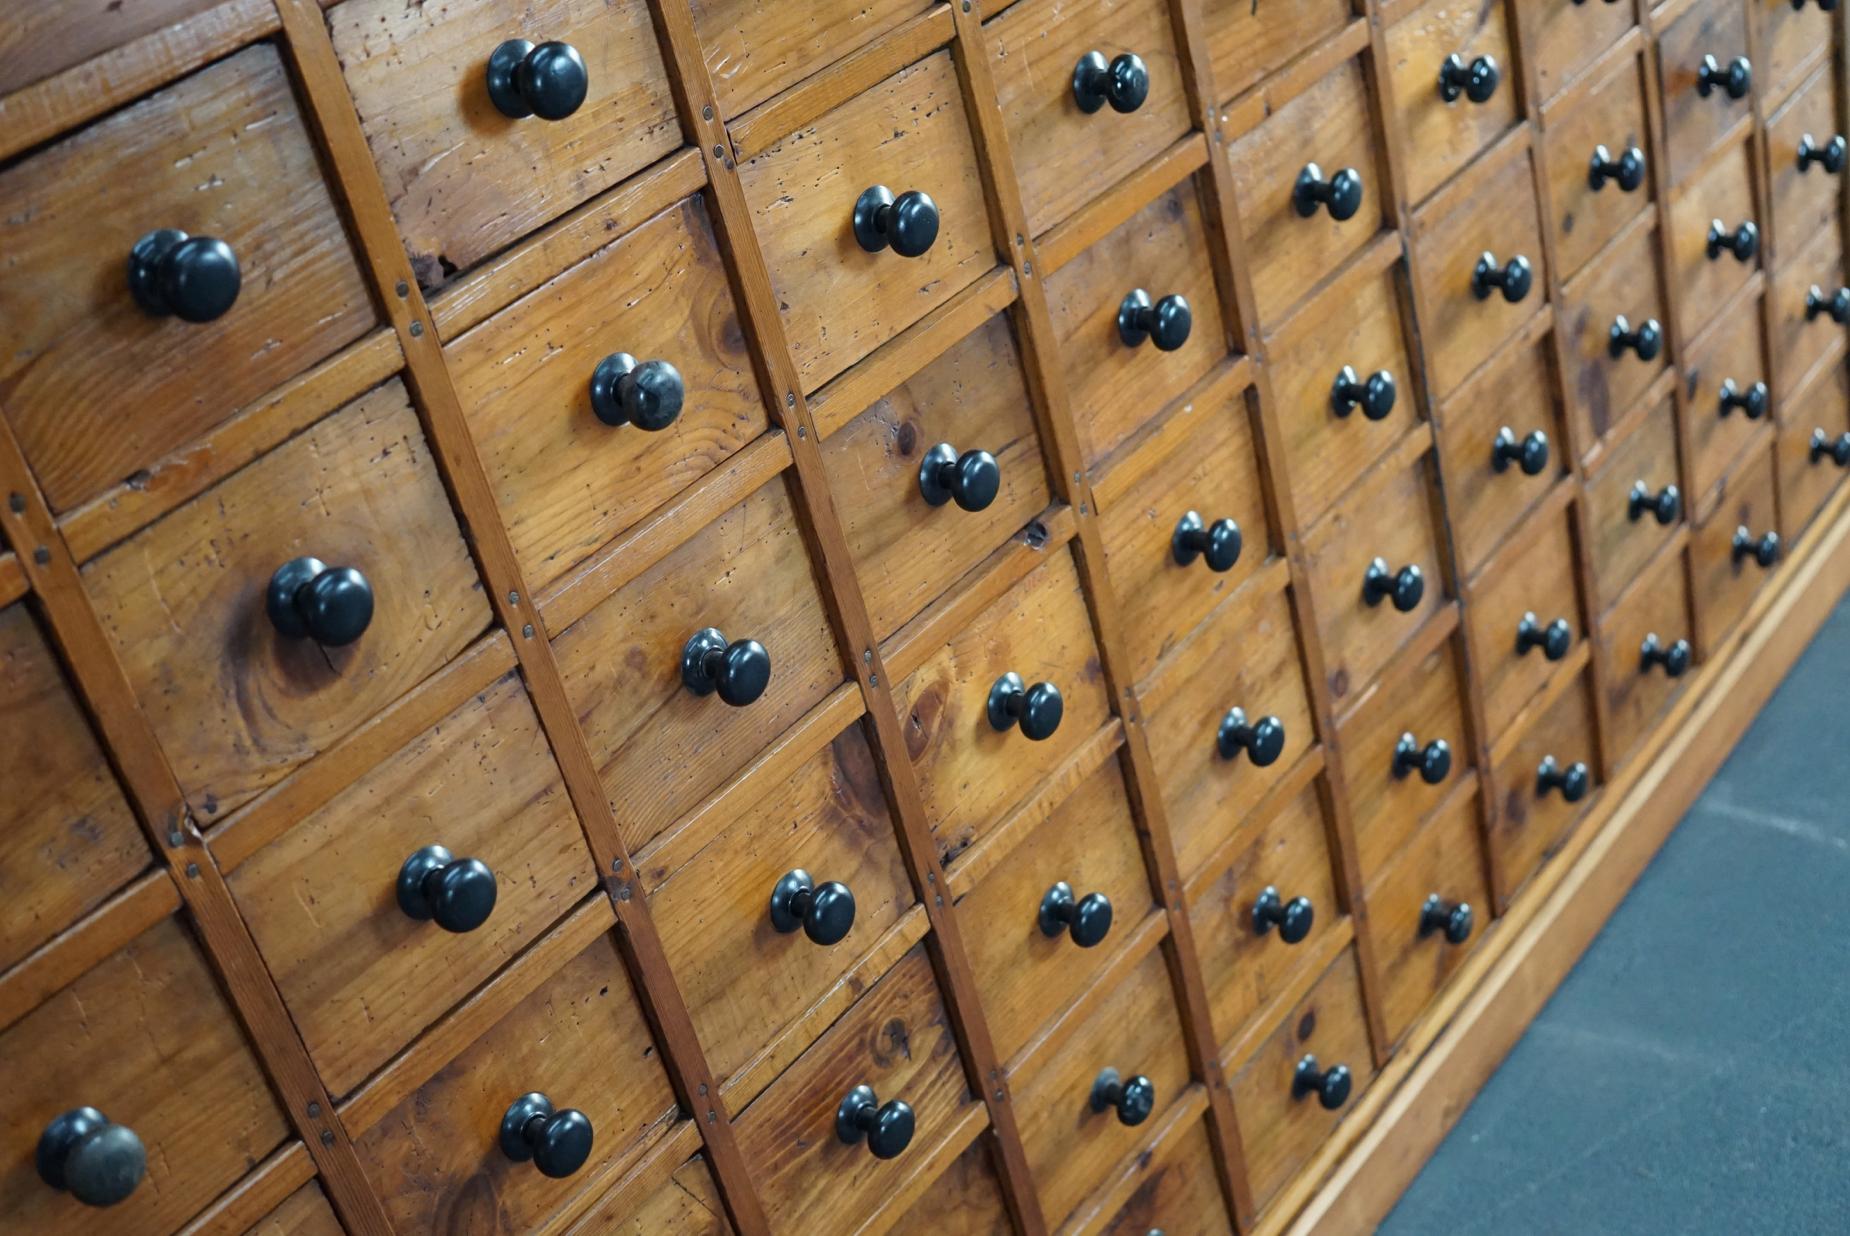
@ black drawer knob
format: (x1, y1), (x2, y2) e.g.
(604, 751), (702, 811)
(1640, 632), (1692, 678)
(1437, 53), (1500, 104)
(36, 1108), (145, 1208)
(1172, 510), (1242, 572)
(1072, 50), (1149, 114)
(267, 557), (374, 647)
(1627, 480), (1681, 525)
(1292, 1055), (1352, 1111)
(1419, 893), (1475, 944)
(988, 672), (1064, 740)
(1517, 612), (1573, 661)
(1331, 366), (1397, 420)
(1537, 754), (1590, 802)
(128, 228), (240, 323)
(1588, 144), (1646, 192)
(1797, 132), (1846, 174)
(918, 443), (1000, 512)
(1718, 379), (1769, 419)
(1118, 289), (1192, 350)
(1732, 526), (1780, 568)
(1696, 54), (1752, 100)
(1040, 881), (1114, 948)
(1608, 315), (1663, 362)
(681, 628), (771, 706)
(1472, 251), (1533, 303)
(1218, 707), (1286, 767)
(1091, 1067), (1155, 1127)
(769, 868), (856, 946)
(397, 845), (497, 934)
(1491, 426), (1550, 476)
(1792, 0), (1839, 10)
(1393, 732), (1453, 785)
(1252, 885), (1314, 944)
(853, 186), (940, 258)
(837, 1085), (914, 1159)
(500, 1093), (593, 1178)
(1293, 162), (1365, 222)
(1805, 285), (1850, 322)
(1706, 219), (1759, 263)
(487, 39), (589, 120)
(590, 353), (684, 430)
(1362, 558), (1425, 612)
(1809, 428), (1850, 466)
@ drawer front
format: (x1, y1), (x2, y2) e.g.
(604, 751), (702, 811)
(1690, 442), (1780, 651)
(556, 471), (844, 855)
(691, 0), (932, 118)
(1683, 305), (1770, 503)
(988, 0), (1194, 236)
(330, 0), (679, 288)
(573, 1154), (733, 1234)
(822, 313), (1051, 641)
(1766, 67), (1840, 273)
(1466, 508), (1584, 742)
(1667, 140), (1762, 336)
(1657, 0), (1754, 187)
(1046, 175), (1229, 465)
(1584, 399), (1682, 606)
(356, 931), (678, 1234)
(448, 196), (770, 595)
(734, 945), (974, 1233)
(1385, 0), (1521, 205)
(1769, 230), (1846, 394)
(1599, 543), (1694, 764)
(1558, 215), (1668, 443)
(1756, 0), (1834, 108)
(0, 44), (373, 513)
(1541, 47), (1652, 280)
(0, 0), (223, 95)
(1201, 0), (1348, 104)
(1, 917), (290, 1233)
(1230, 947), (1374, 1215)
(1012, 944), (1192, 1229)
(1437, 338), (1567, 575)
(1519, 0), (1637, 104)
(1490, 672), (1599, 903)
(246, 1181), (343, 1235)
(1143, 580), (1316, 882)
(229, 672), (595, 1097)
(1192, 782), (1341, 1052)
(1778, 354), (1850, 542)
(1228, 56), (1385, 327)
(887, 1139), (1012, 1235)
(896, 548), (1112, 865)
(1098, 1118), (1235, 1235)
(960, 760), (1157, 1066)
(741, 51), (995, 393)
(83, 380), (490, 822)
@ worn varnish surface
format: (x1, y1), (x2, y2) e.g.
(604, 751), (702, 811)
(1383, 0), (1520, 205)
(1201, 0), (1349, 107)
(885, 1128), (1012, 1235)
(246, 1181), (346, 1236)
(1489, 670), (1598, 904)
(1765, 66), (1840, 273)
(1778, 353), (1850, 542)
(1583, 398), (1683, 605)
(1095, 1117), (1235, 1234)
(1769, 224), (1846, 395)
(1656, 0), (1754, 187)
(1683, 295), (1770, 503)
(1690, 441), (1779, 651)
(1464, 505), (1583, 740)
(690, 0), (933, 118)
(1519, 0), (1636, 105)
(1557, 215), (1668, 444)
(1435, 337), (1567, 573)
(1598, 542), (1694, 764)
(1667, 139), (1761, 334)
(1540, 49), (1652, 282)
(571, 1154), (734, 1234)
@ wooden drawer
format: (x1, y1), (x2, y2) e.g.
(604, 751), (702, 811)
(734, 944), (975, 1234)
(355, 929), (678, 1233)
(244, 1181), (343, 1235)
(1584, 398), (1682, 606)
(987, 0), (1194, 236)
(1192, 782), (1342, 1052)
(1229, 948), (1374, 1216)
(1558, 213), (1668, 443)
(556, 471), (842, 854)
(1, 916), (290, 1233)
(691, 0), (932, 118)
(448, 195), (768, 595)
(1046, 174), (1229, 465)
(573, 1154), (733, 1233)
(895, 547), (1112, 864)
(1657, 0), (1755, 187)
(1667, 139), (1762, 337)
(1599, 542), (1694, 764)
(1202, 0), (1349, 104)
(1778, 352), (1850, 542)
(1143, 579), (1316, 882)
(1012, 943), (1192, 1229)
(83, 380), (490, 823)
(0, 44), (373, 514)
(1437, 336), (1568, 575)
(1304, 449), (1446, 710)
(1465, 505), (1584, 742)
(0, 0), (227, 95)
(1489, 671), (1599, 903)
(1766, 66), (1842, 271)
(1227, 55), (1385, 327)
(330, 0), (679, 289)
(1385, 0), (1521, 205)
(740, 51), (995, 393)
(1412, 144), (1547, 399)
(1518, 0), (1637, 104)
(1754, 0), (1834, 108)
(1769, 226), (1846, 394)
(959, 759), (1156, 1066)
(888, 1138), (1012, 1235)
(1683, 300), (1770, 504)
(1096, 1118), (1236, 1235)
(1690, 442), (1780, 652)
(1364, 786), (1489, 1046)
(1095, 371), (1270, 683)
(1540, 46), (1652, 281)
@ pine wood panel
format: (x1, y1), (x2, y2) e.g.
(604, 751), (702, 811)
(1764, 65), (1840, 272)
(1598, 540), (1695, 765)
(1777, 350), (1850, 543)
(1558, 212), (1670, 447)
(691, 0), (934, 118)
(572, 1153), (734, 1234)
(1541, 46), (1652, 281)
(1096, 1117), (1236, 1235)
(886, 1133), (1013, 1235)
(1518, 0), (1637, 105)
(1767, 223), (1846, 394)
(1666, 137), (1762, 336)
(1689, 438), (1780, 652)
(1488, 669), (1599, 906)
(1464, 503), (1585, 741)
(1199, 0), (1349, 106)
(1656, 0), (1754, 187)
(1583, 397), (1684, 605)
(1752, 0), (1834, 108)
(1683, 290), (1771, 504)
(1383, 0), (1521, 205)
(0, 0), (229, 95)
(243, 1181), (345, 1236)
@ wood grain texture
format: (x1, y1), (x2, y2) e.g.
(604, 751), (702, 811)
(1776, 349), (1850, 542)
(1656, 0), (1754, 186)
(1764, 65), (1840, 272)
(570, 1151), (734, 1235)
(886, 1135), (1013, 1235)
(0, 0), (224, 94)
(1666, 137), (1762, 334)
(241, 1181), (345, 1236)
(1558, 211), (1670, 448)
(1092, 1116), (1235, 1235)
(1199, 0), (1349, 106)
(1597, 538), (1694, 766)
(1752, 0), (1832, 111)
(1583, 396), (1683, 606)
(1518, 0), (1638, 105)
(1462, 500), (1585, 741)
(1487, 668), (1599, 907)
(1689, 437), (1780, 654)
(1540, 46), (1653, 281)
(692, 0), (936, 118)
(1382, 0), (1521, 204)
(1768, 222), (1845, 393)
(1682, 286), (1771, 505)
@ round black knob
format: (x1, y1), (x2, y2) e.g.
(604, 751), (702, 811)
(1331, 366), (1397, 420)
(1491, 426), (1550, 476)
(1293, 162), (1365, 222)
(486, 39), (589, 120)
(589, 353), (684, 430)
(1437, 53), (1500, 104)
(1608, 315), (1663, 361)
(1292, 1055), (1351, 1111)
(1588, 144), (1647, 193)
(1706, 218), (1759, 263)
(500, 1093), (592, 1178)
(768, 868), (856, 946)
(36, 1108), (145, 1208)
(1090, 1067), (1155, 1126)
(1419, 893), (1474, 944)
(1696, 54), (1752, 101)
(836, 1085), (914, 1159)
(397, 845), (497, 933)
(1362, 557), (1425, 612)
(1516, 612), (1573, 661)
(1792, 0), (1839, 10)
(1810, 428), (1850, 466)
(1732, 526), (1780, 568)
(1537, 754), (1590, 802)
(1627, 480), (1681, 525)
(1718, 379), (1769, 419)
(1393, 732), (1453, 785)
(266, 557), (374, 647)
(987, 672), (1064, 740)
(1072, 50), (1150, 114)
(681, 628), (771, 706)
(853, 186), (940, 258)
(1798, 132), (1846, 174)
(1640, 632), (1692, 677)
(128, 229), (240, 323)
(1171, 510), (1242, 571)
(1039, 881), (1114, 948)
(1117, 289), (1192, 351)
(1805, 285), (1850, 323)
(1217, 706), (1285, 767)
(1472, 251), (1533, 303)
(1252, 886), (1314, 944)
(918, 443), (1000, 512)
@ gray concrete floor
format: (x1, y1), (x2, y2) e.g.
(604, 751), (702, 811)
(1380, 592), (1850, 1235)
